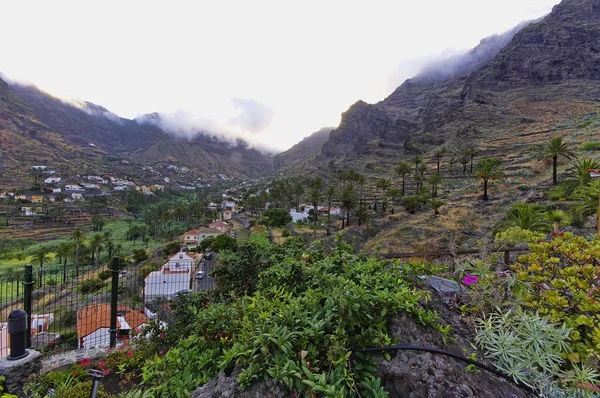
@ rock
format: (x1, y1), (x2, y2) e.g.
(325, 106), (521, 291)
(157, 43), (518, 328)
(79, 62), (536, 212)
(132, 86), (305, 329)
(30, 332), (60, 351)
(427, 276), (467, 295)
(372, 292), (534, 398)
(0, 349), (42, 397)
(190, 368), (291, 398)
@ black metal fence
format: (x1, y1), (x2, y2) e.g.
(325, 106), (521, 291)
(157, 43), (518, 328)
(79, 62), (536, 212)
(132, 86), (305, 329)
(0, 253), (209, 358)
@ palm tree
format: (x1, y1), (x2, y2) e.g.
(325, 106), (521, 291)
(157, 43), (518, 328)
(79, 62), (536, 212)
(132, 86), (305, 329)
(309, 177), (323, 240)
(387, 188), (401, 206)
(430, 199), (443, 215)
(475, 158), (505, 201)
(395, 162), (411, 197)
(354, 204), (369, 226)
(536, 137), (575, 185)
(70, 229), (86, 277)
(428, 171), (442, 198)
(464, 146), (478, 173)
(498, 203), (551, 232)
(30, 247), (52, 286)
(412, 155), (423, 175)
(546, 210), (571, 233)
(572, 180), (600, 225)
(448, 153), (457, 173)
(417, 163), (427, 191)
(375, 178), (391, 211)
(90, 233), (104, 266)
(325, 185), (336, 236)
(55, 242), (73, 283)
(434, 148), (447, 173)
(460, 155), (469, 174)
(340, 184), (356, 229)
(562, 157), (600, 192)
(292, 177), (304, 212)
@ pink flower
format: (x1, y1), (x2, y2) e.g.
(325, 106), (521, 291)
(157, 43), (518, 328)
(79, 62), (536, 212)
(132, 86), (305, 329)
(98, 361), (106, 368)
(103, 369), (110, 376)
(127, 350), (133, 357)
(462, 274), (479, 285)
(159, 350), (164, 356)
(159, 333), (165, 339)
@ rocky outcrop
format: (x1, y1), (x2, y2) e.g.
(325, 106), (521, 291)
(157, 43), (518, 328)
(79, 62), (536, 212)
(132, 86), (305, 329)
(274, 127), (332, 169)
(190, 368), (292, 398)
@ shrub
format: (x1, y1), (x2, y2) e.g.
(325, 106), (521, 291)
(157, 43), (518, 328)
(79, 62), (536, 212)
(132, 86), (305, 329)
(281, 229), (291, 237)
(80, 278), (105, 294)
(211, 234), (237, 253)
(511, 233), (600, 363)
(581, 141), (600, 151)
(263, 208), (292, 227)
(132, 248), (149, 263)
(98, 269), (112, 280)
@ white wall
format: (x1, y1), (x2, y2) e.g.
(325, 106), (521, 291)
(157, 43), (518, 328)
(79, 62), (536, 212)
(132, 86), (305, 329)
(80, 327), (110, 349)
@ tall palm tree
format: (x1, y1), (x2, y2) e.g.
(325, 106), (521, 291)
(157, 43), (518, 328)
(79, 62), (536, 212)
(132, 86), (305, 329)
(325, 185), (336, 236)
(340, 184), (356, 229)
(30, 247), (52, 286)
(546, 210), (571, 233)
(448, 153), (457, 173)
(90, 233), (104, 266)
(292, 177), (304, 212)
(309, 177), (323, 240)
(70, 229), (86, 277)
(387, 188), (401, 206)
(475, 158), (505, 201)
(460, 155), (469, 174)
(55, 242), (73, 283)
(354, 204), (369, 226)
(428, 171), (442, 198)
(464, 146), (478, 173)
(536, 137), (575, 185)
(395, 162), (411, 197)
(417, 163), (427, 191)
(375, 178), (391, 211)
(412, 155), (423, 175)
(434, 148), (447, 173)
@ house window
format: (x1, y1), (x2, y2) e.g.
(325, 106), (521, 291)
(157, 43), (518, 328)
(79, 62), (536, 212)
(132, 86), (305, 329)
(202, 235), (206, 239)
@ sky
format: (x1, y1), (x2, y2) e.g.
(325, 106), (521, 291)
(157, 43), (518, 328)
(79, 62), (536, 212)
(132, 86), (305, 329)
(0, 0), (560, 152)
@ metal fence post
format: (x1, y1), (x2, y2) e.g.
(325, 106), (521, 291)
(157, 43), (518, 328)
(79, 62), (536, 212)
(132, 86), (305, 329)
(109, 257), (119, 348)
(23, 264), (33, 349)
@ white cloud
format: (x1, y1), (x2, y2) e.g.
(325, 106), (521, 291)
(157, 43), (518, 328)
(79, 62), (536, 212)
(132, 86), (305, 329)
(0, 0), (560, 151)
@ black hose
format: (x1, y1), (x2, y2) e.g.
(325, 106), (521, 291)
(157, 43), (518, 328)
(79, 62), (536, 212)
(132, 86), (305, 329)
(353, 345), (535, 393)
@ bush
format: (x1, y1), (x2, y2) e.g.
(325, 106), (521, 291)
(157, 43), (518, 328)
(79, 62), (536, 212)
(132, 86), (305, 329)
(263, 208), (292, 227)
(132, 248), (148, 263)
(211, 234), (237, 253)
(98, 269), (112, 280)
(281, 229), (291, 237)
(511, 233), (600, 363)
(80, 278), (105, 294)
(580, 141), (600, 151)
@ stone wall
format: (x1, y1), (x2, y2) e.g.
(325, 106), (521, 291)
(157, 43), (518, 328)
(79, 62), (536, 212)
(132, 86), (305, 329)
(0, 349), (42, 397)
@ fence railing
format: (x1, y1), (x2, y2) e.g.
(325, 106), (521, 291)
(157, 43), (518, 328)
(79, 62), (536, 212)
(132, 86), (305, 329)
(0, 254), (207, 359)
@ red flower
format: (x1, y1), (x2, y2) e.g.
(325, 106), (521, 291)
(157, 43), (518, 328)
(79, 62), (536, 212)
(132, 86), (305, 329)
(79, 358), (92, 366)
(560, 232), (564, 236)
(551, 231), (557, 236)
(98, 361), (106, 368)
(159, 333), (165, 339)
(103, 369), (110, 376)
(127, 350), (133, 357)
(71, 371), (78, 377)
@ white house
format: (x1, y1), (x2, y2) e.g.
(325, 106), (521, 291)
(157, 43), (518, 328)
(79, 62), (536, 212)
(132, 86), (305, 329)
(44, 176), (61, 184)
(144, 271), (192, 303)
(31, 314), (54, 336)
(77, 304), (148, 349)
(65, 185), (82, 191)
(52, 188), (62, 193)
(164, 252), (198, 272)
(290, 211), (308, 223)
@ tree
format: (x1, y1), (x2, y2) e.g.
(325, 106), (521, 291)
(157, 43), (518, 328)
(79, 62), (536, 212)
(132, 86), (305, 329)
(386, 187), (401, 205)
(535, 137), (575, 185)
(291, 177), (304, 212)
(403, 196), (422, 214)
(30, 247), (52, 286)
(434, 148), (447, 173)
(448, 152), (457, 173)
(562, 157), (600, 192)
(309, 177), (323, 240)
(89, 233), (104, 266)
(463, 146), (478, 173)
(475, 158), (504, 201)
(428, 171), (442, 198)
(430, 198), (443, 215)
(263, 208), (292, 227)
(354, 204), (369, 226)
(375, 178), (391, 211)
(54, 242), (73, 283)
(211, 234), (237, 253)
(412, 155), (423, 175)
(498, 203), (550, 233)
(395, 162), (411, 197)
(546, 210), (571, 233)
(460, 155), (469, 174)
(340, 184), (356, 229)
(325, 185), (336, 236)
(70, 229), (86, 277)
(572, 180), (600, 224)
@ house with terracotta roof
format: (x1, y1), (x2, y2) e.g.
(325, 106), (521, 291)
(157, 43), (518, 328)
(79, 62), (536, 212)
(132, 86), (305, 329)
(77, 304), (149, 348)
(183, 229), (199, 245)
(197, 227), (222, 242)
(209, 220), (230, 233)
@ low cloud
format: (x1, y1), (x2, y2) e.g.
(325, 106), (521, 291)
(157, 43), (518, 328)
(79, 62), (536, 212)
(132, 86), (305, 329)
(228, 98), (274, 133)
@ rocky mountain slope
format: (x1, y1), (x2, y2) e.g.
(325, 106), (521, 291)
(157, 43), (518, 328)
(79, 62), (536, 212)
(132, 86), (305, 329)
(273, 127), (332, 170)
(311, 0), (600, 169)
(1, 81), (274, 180)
